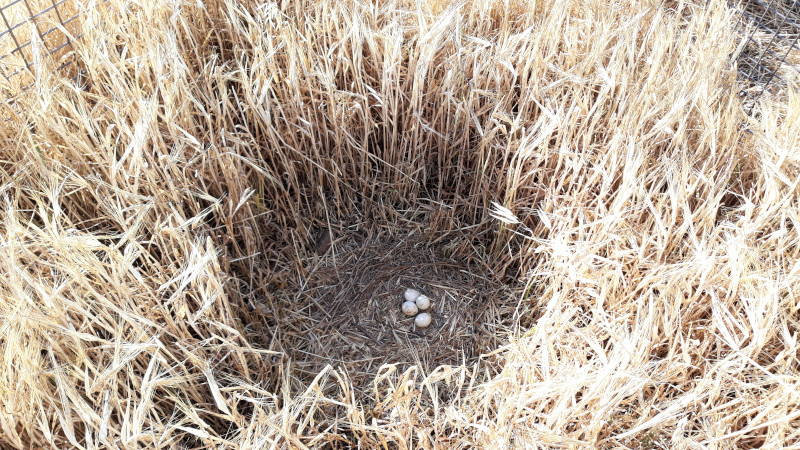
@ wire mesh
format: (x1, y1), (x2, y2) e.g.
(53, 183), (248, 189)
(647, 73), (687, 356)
(0, 0), (82, 92)
(730, 0), (800, 106)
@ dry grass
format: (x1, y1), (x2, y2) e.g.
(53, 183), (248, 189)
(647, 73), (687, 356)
(1, 0), (800, 448)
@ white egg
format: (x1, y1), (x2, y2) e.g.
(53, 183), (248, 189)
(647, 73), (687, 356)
(402, 301), (419, 316)
(415, 312), (432, 328)
(404, 288), (420, 302)
(415, 295), (431, 311)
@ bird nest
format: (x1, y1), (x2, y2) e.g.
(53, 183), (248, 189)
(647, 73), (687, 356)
(275, 233), (521, 388)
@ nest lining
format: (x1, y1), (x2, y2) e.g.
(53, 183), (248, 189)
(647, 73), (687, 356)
(276, 233), (521, 388)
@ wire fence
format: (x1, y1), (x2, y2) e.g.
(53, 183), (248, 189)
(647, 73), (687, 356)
(730, 0), (800, 107)
(0, 0), (82, 92)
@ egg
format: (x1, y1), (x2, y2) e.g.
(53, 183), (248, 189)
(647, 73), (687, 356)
(404, 288), (420, 302)
(415, 312), (432, 328)
(402, 301), (419, 316)
(415, 295), (431, 311)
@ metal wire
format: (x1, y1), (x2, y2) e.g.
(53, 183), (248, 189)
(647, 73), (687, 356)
(730, 0), (800, 110)
(0, 0), (80, 82)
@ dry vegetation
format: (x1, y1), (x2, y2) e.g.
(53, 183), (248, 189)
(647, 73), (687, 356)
(1, 0), (799, 448)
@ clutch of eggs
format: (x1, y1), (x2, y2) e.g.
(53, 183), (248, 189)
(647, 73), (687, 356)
(402, 288), (433, 328)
